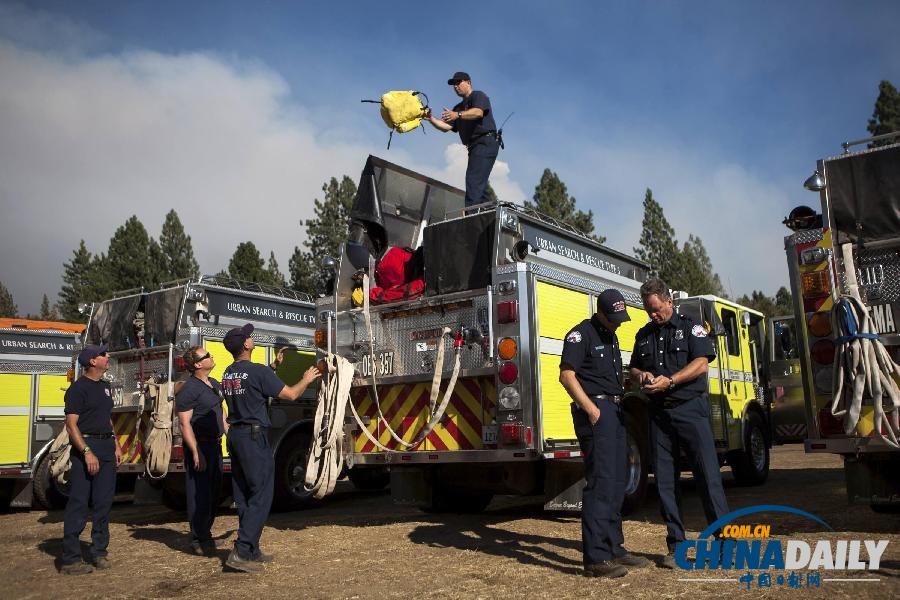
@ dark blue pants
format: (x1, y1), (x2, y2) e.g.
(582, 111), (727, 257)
(62, 437), (116, 565)
(185, 440), (223, 544)
(227, 427), (274, 560)
(650, 395), (729, 552)
(464, 139), (500, 207)
(572, 398), (626, 565)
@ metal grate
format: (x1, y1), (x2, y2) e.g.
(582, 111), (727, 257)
(528, 263), (642, 305)
(0, 361), (70, 374)
(853, 246), (900, 303)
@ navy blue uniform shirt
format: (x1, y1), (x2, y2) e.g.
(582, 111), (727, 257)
(221, 361), (284, 428)
(560, 315), (625, 396)
(64, 377), (113, 434)
(175, 376), (225, 439)
(628, 312), (716, 401)
(452, 90), (496, 146)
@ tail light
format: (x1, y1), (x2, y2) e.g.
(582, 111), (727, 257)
(499, 422), (531, 445)
(811, 339), (835, 365)
(171, 445), (184, 463)
(314, 328), (328, 349)
(817, 408), (844, 436)
(801, 271), (830, 299)
(174, 357), (187, 372)
(497, 301), (518, 324)
(498, 338), (518, 360)
(499, 362), (518, 384)
(807, 312), (832, 337)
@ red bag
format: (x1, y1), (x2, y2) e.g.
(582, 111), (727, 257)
(370, 279), (424, 304)
(375, 247), (415, 288)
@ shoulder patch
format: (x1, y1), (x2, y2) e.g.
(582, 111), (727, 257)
(566, 330), (582, 343)
(691, 324), (708, 338)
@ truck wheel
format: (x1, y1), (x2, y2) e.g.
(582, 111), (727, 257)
(347, 467), (390, 491)
(422, 486), (493, 514)
(273, 430), (317, 511)
(33, 453), (69, 510)
(730, 412), (769, 486)
(622, 417), (648, 515)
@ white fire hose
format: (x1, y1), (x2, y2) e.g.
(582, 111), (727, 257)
(144, 382), (175, 478)
(830, 243), (900, 447)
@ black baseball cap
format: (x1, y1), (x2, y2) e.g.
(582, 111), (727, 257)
(223, 323), (254, 355)
(597, 289), (631, 324)
(78, 344), (108, 368)
(448, 71), (471, 85)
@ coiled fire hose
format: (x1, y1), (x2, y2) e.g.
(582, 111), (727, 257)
(361, 273), (462, 448)
(48, 428), (72, 486)
(304, 353), (354, 498)
(144, 382), (174, 478)
(830, 243), (900, 448)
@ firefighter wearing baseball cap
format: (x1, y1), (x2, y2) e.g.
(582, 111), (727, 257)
(219, 324), (320, 572)
(60, 344), (123, 575)
(559, 289), (652, 578)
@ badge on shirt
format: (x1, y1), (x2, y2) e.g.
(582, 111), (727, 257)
(692, 324), (708, 338)
(566, 330), (582, 343)
(104, 388), (111, 397)
(674, 329), (684, 340)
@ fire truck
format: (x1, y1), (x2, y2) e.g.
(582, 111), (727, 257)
(316, 156), (773, 512)
(0, 319), (83, 509)
(54, 276), (322, 510)
(783, 133), (900, 511)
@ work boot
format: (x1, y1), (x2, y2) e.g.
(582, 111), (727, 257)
(251, 551), (274, 563)
(583, 561), (628, 578)
(93, 556), (111, 570)
(659, 553), (677, 569)
(190, 540), (205, 556)
(225, 550), (263, 573)
(60, 562), (94, 575)
(614, 554), (652, 568)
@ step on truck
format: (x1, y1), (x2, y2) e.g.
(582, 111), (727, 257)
(784, 132), (900, 511)
(316, 156), (773, 512)
(54, 276), (321, 510)
(0, 320), (83, 508)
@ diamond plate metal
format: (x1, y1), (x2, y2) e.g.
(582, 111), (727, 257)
(189, 326), (315, 349)
(528, 263), (642, 304)
(852, 247), (900, 303)
(710, 399), (725, 440)
(104, 354), (171, 409)
(0, 361), (70, 374)
(786, 229), (824, 245)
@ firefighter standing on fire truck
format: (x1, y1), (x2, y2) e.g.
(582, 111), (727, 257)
(559, 289), (653, 578)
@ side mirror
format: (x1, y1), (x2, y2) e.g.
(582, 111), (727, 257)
(321, 256), (337, 271)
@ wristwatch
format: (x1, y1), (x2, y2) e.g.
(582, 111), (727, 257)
(83, 446), (92, 455)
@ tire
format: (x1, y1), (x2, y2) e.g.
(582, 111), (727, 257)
(33, 453), (69, 510)
(622, 417), (648, 515)
(421, 485), (493, 514)
(730, 411), (770, 486)
(347, 467), (390, 491)
(272, 430), (317, 511)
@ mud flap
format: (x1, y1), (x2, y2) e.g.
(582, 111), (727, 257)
(543, 459), (584, 511)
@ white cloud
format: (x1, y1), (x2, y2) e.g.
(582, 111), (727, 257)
(417, 143), (528, 205)
(0, 38), (373, 313)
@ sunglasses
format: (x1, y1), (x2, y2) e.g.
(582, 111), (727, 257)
(194, 352), (211, 363)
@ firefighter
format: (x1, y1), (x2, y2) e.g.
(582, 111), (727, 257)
(627, 278), (729, 569)
(176, 345), (227, 557)
(560, 289), (652, 578)
(60, 344), (123, 575)
(220, 324), (320, 572)
(424, 71), (500, 208)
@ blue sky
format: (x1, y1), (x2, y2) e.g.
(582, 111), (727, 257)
(1, 1), (899, 313)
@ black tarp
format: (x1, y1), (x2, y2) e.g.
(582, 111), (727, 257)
(87, 296), (142, 350)
(349, 157), (388, 257)
(826, 145), (900, 243)
(424, 213), (495, 295)
(145, 287), (185, 347)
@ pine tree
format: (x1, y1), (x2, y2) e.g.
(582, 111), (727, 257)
(159, 209), (199, 281)
(736, 290), (777, 316)
(38, 294), (59, 321)
(105, 216), (162, 291)
(774, 287), (793, 316)
(290, 176), (357, 294)
(867, 80), (900, 147)
(525, 169), (605, 243)
(673, 235), (724, 296)
(58, 240), (109, 322)
(634, 188), (680, 282)
(228, 241), (267, 283)
(0, 281), (17, 318)
(484, 181), (499, 204)
(265, 251), (286, 287)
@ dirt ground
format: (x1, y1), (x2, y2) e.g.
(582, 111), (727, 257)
(2, 446), (899, 599)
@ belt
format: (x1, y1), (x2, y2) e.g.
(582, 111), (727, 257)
(230, 423), (267, 433)
(82, 433), (113, 439)
(592, 394), (622, 404)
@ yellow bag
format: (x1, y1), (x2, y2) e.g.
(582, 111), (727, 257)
(362, 90), (430, 148)
(351, 286), (364, 307)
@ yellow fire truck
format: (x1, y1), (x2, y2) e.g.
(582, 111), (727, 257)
(61, 276), (322, 510)
(0, 320), (83, 508)
(316, 156), (773, 512)
(783, 133), (900, 511)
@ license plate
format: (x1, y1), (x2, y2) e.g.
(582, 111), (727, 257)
(482, 425), (498, 444)
(361, 351), (394, 377)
